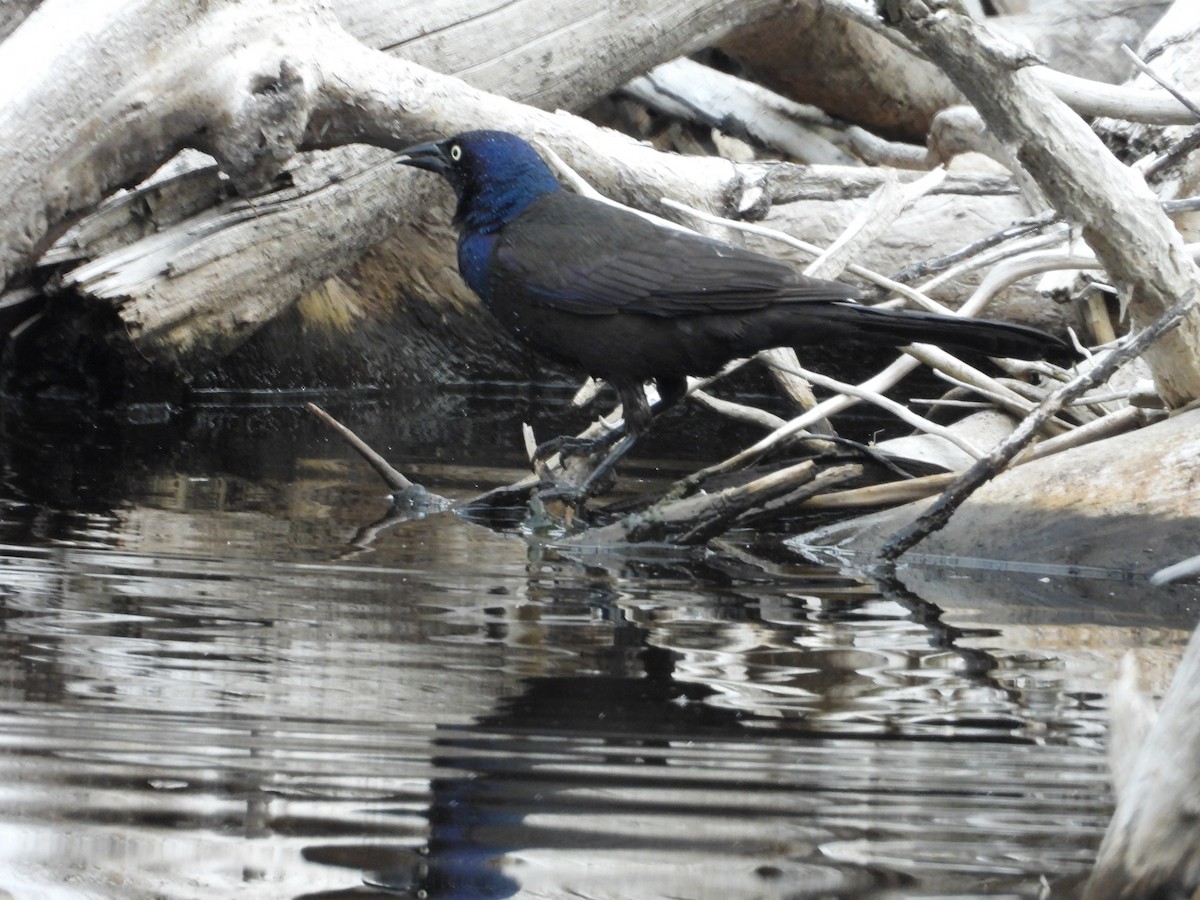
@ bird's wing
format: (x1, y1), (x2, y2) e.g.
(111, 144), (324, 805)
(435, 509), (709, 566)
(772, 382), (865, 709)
(490, 192), (859, 317)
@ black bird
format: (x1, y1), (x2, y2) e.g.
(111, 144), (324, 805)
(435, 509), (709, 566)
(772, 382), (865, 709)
(397, 130), (1063, 475)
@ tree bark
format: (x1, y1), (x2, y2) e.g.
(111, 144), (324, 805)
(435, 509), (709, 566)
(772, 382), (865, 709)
(0, 0), (41, 41)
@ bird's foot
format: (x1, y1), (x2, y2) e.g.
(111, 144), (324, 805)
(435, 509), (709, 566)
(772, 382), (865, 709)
(531, 433), (637, 510)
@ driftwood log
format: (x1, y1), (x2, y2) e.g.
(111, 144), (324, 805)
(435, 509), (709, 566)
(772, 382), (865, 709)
(1086, 626), (1200, 899)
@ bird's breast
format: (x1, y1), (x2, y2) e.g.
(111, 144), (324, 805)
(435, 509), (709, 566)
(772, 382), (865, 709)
(456, 231), (499, 301)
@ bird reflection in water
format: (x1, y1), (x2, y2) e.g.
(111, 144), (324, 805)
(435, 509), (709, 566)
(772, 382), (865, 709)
(363, 622), (745, 898)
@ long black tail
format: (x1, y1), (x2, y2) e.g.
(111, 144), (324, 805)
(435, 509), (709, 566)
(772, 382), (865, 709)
(818, 303), (1069, 360)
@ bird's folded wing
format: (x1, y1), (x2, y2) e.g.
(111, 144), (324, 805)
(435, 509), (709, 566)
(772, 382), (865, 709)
(491, 194), (859, 317)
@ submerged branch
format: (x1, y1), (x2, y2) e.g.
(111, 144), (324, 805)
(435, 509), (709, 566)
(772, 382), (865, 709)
(307, 402), (414, 493)
(307, 403), (453, 512)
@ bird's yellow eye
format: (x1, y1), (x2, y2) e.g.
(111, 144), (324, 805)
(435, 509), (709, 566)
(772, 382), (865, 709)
(449, 144), (463, 162)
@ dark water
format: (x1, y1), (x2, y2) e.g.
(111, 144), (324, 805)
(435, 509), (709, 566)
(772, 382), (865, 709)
(0, 387), (1192, 899)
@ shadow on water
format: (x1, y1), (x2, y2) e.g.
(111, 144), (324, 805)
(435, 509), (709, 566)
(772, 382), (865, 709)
(0, 387), (1194, 898)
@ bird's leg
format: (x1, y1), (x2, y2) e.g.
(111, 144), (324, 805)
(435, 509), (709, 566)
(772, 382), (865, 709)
(572, 377), (688, 491)
(618, 381), (656, 443)
(550, 382), (658, 502)
(533, 381), (658, 504)
(532, 376), (687, 465)
(534, 377), (694, 506)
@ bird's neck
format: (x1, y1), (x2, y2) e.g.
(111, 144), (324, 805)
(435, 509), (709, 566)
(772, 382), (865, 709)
(454, 170), (560, 234)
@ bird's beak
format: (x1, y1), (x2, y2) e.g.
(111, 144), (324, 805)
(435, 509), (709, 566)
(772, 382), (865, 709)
(395, 141), (449, 176)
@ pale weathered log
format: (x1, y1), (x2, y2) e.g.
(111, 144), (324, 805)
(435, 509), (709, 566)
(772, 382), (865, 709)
(882, 0), (1200, 408)
(719, 0), (961, 140)
(334, 0), (771, 114)
(877, 287), (1197, 561)
(1085, 622), (1200, 899)
(793, 405), (1200, 572)
(624, 58), (857, 165)
(988, 0), (1171, 85)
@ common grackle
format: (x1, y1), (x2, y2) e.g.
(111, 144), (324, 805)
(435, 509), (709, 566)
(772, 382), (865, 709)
(396, 130), (1064, 476)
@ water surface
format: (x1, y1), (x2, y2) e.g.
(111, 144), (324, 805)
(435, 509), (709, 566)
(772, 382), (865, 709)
(0, 388), (1191, 898)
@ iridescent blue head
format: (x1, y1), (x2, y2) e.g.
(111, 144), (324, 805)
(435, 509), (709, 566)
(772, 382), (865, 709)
(396, 130), (561, 233)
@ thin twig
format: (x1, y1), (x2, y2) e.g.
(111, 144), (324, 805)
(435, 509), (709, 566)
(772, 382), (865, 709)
(800, 407), (1152, 514)
(1064, 390), (1133, 406)
(705, 465), (865, 540)
(307, 402), (414, 493)
(803, 472), (957, 510)
(1121, 44), (1200, 184)
(889, 212), (1062, 282)
(690, 390), (787, 430)
(663, 195), (963, 310)
(1120, 44), (1200, 120)
(1163, 197), (1200, 214)
(1018, 405), (1154, 462)
(1145, 124), (1200, 183)
(846, 125), (932, 169)
(912, 345), (1073, 432)
(910, 398), (994, 410)
(1151, 553), (1200, 586)
(766, 358), (986, 458)
(682, 356), (917, 483)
